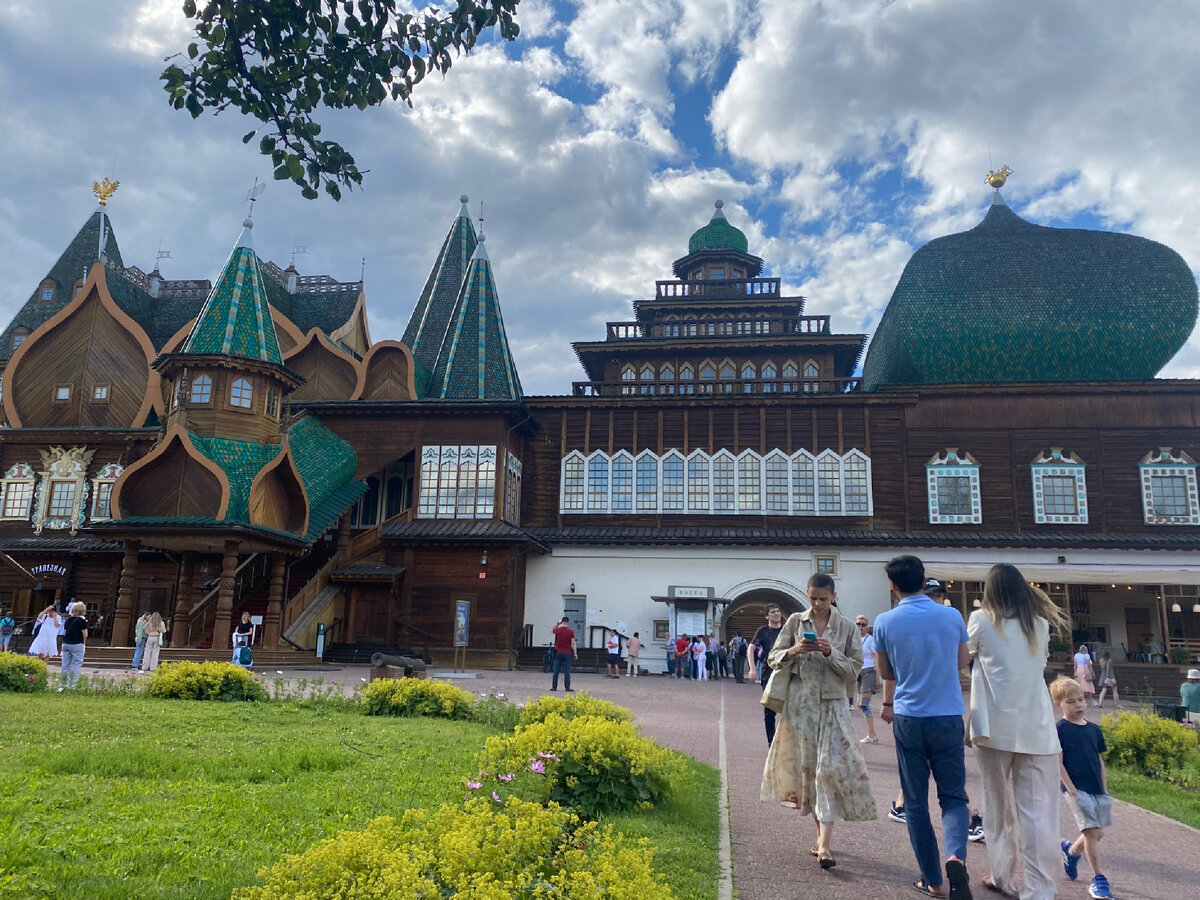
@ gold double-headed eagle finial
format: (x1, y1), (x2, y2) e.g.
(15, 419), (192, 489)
(985, 166), (1012, 189)
(92, 178), (120, 206)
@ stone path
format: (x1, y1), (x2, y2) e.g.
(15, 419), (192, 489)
(76, 662), (1199, 898)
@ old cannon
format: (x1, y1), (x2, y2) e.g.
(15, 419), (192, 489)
(369, 652), (428, 681)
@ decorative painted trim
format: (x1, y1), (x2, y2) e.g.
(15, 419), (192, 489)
(1030, 448), (1088, 525)
(0, 462), (36, 520)
(926, 449), (982, 524)
(32, 446), (95, 535)
(559, 448), (873, 516)
(90, 462), (124, 520)
(417, 444), (497, 519)
(1139, 448), (1200, 525)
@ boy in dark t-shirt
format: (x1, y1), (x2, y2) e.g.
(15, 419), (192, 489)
(1050, 676), (1114, 900)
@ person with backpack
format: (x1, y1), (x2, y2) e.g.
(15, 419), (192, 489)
(232, 612), (254, 664)
(0, 612), (14, 652)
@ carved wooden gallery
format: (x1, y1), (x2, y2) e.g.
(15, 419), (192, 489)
(0, 182), (1196, 670)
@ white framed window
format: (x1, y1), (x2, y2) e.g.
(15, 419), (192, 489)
(843, 450), (872, 515)
(1031, 449), (1088, 525)
(560, 451), (585, 512)
(762, 361), (777, 393)
(1140, 449), (1200, 525)
(638, 365), (656, 395)
(687, 451), (710, 512)
(0, 463), (35, 519)
(803, 360), (820, 393)
(90, 462), (124, 520)
(712, 450), (736, 512)
(737, 450), (762, 512)
(419, 445), (497, 519)
(678, 364), (694, 395)
(611, 452), (633, 511)
(635, 452), (659, 513)
(661, 451), (685, 511)
(765, 451), (789, 512)
(817, 450), (842, 514)
(265, 388), (279, 418)
(587, 451), (609, 512)
(10, 328), (28, 352)
(229, 377), (253, 409)
(926, 449), (982, 524)
(190, 374), (212, 404)
(792, 450), (816, 514)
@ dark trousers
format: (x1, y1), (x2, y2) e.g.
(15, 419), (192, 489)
(551, 652), (573, 691)
(760, 673), (776, 744)
(732, 654), (745, 682)
(666, 652), (676, 677)
(718, 656), (728, 677)
(893, 714), (970, 889)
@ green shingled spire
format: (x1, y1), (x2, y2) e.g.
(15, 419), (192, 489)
(404, 195), (478, 372)
(429, 234), (522, 400)
(181, 216), (283, 365)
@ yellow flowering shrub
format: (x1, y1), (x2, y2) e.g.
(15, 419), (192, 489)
(147, 661), (268, 702)
(362, 677), (475, 719)
(0, 654), (47, 692)
(517, 692), (632, 728)
(478, 713), (684, 817)
(235, 797), (673, 900)
(1101, 710), (1198, 778)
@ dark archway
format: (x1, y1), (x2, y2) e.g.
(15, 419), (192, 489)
(722, 588), (806, 643)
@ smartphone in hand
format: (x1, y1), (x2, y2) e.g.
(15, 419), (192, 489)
(802, 631), (818, 643)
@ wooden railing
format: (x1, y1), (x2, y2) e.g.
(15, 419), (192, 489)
(572, 376), (861, 398)
(186, 553), (261, 646)
(605, 315), (830, 341)
(654, 277), (781, 299)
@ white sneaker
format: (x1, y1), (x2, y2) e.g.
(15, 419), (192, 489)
(859, 735), (878, 744)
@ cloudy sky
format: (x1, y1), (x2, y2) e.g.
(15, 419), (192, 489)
(1, 0), (1196, 393)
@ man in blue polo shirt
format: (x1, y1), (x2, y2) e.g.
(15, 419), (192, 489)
(875, 556), (972, 900)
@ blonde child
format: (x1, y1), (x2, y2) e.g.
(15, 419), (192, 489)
(1049, 677), (1113, 900)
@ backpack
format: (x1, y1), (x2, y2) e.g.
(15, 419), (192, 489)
(0, 617), (13, 636)
(237, 645), (253, 666)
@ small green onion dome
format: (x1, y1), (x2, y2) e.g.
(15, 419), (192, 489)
(862, 194), (1198, 390)
(688, 200), (749, 254)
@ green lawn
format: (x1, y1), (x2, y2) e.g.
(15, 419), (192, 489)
(1107, 765), (1200, 830)
(0, 693), (719, 900)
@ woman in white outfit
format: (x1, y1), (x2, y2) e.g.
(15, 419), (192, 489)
(968, 563), (1070, 899)
(28, 606), (61, 659)
(142, 612), (167, 672)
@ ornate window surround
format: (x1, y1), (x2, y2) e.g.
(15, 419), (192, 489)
(558, 448), (872, 516)
(418, 445), (497, 519)
(90, 462), (124, 520)
(32, 446), (95, 534)
(1139, 448), (1200, 525)
(926, 449), (982, 524)
(1030, 448), (1088, 525)
(0, 462), (36, 520)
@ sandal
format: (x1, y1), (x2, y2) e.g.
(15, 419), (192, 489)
(809, 846), (819, 857)
(945, 858), (972, 899)
(913, 880), (945, 898)
(980, 878), (1015, 898)
(818, 852), (836, 869)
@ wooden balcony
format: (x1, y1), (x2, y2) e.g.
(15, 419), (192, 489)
(654, 277), (781, 300)
(571, 376), (862, 397)
(605, 315), (831, 341)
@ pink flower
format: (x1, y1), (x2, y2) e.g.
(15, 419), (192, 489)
(498, 773), (514, 782)
(492, 791), (501, 802)
(467, 781), (482, 789)
(530, 760), (545, 774)
(537, 751), (558, 760)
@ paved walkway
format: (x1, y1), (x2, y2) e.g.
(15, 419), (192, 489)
(76, 662), (1199, 898)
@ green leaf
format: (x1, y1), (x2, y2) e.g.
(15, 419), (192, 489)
(241, 130), (256, 144)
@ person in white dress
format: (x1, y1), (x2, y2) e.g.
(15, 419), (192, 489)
(28, 606), (61, 659)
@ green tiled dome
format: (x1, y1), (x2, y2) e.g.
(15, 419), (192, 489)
(688, 200), (749, 254)
(862, 195), (1199, 390)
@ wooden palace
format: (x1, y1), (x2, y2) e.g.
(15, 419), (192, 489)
(0, 182), (1197, 671)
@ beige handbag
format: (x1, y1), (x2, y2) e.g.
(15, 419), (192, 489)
(760, 664), (792, 713)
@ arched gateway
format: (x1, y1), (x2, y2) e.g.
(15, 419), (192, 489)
(720, 579), (807, 643)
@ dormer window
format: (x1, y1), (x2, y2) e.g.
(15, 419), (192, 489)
(11, 328), (28, 352)
(230, 377), (253, 409)
(53, 384), (72, 403)
(189, 374), (212, 404)
(266, 388), (279, 418)
(74, 279), (85, 296)
(92, 384), (110, 402)
(708, 267), (725, 279)
(38, 279), (54, 302)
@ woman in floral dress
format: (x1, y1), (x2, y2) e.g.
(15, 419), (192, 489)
(761, 573), (876, 868)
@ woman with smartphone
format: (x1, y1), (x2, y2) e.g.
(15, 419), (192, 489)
(760, 573), (875, 869)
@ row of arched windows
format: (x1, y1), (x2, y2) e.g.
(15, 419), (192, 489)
(619, 359), (822, 394)
(560, 448), (872, 516)
(170, 375), (280, 418)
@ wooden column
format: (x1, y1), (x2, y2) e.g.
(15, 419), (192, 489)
(111, 539), (140, 646)
(212, 540), (238, 652)
(173, 552), (198, 647)
(336, 513), (351, 558)
(263, 552), (285, 647)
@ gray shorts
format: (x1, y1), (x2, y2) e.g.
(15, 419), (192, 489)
(857, 668), (877, 693)
(1066, 789), (1112, 831)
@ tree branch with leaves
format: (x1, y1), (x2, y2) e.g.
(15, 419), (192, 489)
(162, 0), (520, 200)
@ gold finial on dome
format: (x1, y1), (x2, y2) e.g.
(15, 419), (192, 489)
(92, 178), (120, 206)
(985, 165), (1012, 190)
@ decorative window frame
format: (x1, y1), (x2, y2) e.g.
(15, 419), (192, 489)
(189, 373), (213, 405)
(32, 446), (95, 534)
(53, 384), (72, 404)
(228, 377), (254, 410)
(586, 450), (609, 513)
(814, 553), (838, 576)
(1139, 448), (1200, 525)
(559, 448), (873, 516)
(1030, 448), (1088, 525)
(926, 449), (982, 524)
(418, 444), (497, 519)
(92, 384), (111, 403)
(0, 462), (36, 520)
(502, 451), (522, 525)
(90, 462), (124, 521)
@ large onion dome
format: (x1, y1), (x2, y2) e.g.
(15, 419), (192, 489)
(862, 193), (1198, 390)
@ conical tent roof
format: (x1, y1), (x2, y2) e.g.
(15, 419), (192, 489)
(403, 196), (478, 372)
(181, 220), (283, 365)
(429, 236), (522, 400)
